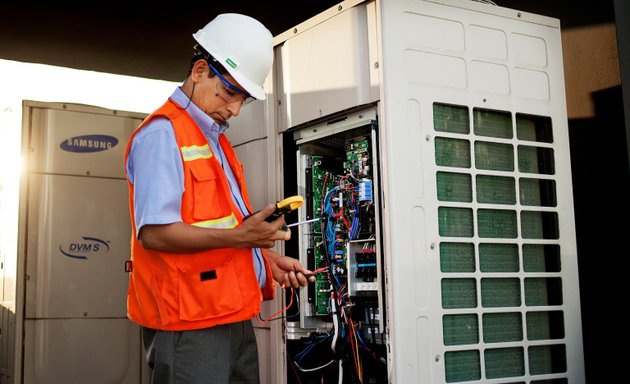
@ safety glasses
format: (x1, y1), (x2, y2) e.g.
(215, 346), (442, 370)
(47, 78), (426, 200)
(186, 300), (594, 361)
(208, 63), (254, 105)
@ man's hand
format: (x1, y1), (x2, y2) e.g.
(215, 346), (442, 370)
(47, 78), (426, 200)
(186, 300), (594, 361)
(265, 249), (315, 289)
(238, 203), (291, 248)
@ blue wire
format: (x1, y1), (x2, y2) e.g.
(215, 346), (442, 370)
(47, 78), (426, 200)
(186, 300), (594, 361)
(355, 323), (368, 349)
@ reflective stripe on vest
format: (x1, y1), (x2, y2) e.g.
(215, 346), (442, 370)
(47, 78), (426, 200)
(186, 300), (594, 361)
(192, 212), (238, 229)
(181, 144), (213, 161)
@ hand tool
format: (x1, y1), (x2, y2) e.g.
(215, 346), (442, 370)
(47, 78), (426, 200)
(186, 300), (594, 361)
(243, 195), (305, 222)
(284, 217), (322, 228)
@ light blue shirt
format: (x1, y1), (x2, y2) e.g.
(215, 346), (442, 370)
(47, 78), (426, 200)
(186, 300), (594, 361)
(126, 87), (266, 287)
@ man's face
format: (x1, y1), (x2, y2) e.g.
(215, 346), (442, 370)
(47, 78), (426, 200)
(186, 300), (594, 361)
(191, 60), (249, 124)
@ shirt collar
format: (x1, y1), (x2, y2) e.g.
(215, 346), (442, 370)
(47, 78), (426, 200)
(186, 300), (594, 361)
(170, 86), (230, 135)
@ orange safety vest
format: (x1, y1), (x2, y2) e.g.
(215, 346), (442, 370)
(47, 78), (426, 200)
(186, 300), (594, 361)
(124, 99), (275, 331)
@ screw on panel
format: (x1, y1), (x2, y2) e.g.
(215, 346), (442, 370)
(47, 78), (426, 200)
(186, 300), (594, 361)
(338, 5), (343, 11)
(374, 62), (379, 69)
(435, 355), (440, 362)
(517, 12), (522, 18)
(293, 28), (298, 34)
(430, 243), (435, 249)
(425, 135), (430, 141)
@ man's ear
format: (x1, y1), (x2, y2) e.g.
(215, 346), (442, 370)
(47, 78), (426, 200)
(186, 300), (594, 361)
(191, 59), (208, 82)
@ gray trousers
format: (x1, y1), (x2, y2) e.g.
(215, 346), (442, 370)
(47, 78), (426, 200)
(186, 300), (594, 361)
(143, 320), (260, 384)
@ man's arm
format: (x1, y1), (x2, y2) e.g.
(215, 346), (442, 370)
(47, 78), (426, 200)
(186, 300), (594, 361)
(139, 203), (290, 253)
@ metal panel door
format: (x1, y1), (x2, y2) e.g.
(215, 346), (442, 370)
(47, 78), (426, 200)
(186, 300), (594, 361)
(378, 0), (584, 382)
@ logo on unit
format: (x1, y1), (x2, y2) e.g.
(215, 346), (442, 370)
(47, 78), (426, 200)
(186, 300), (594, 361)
(59, 134), (118, 153)
(59, 237), (110, 260)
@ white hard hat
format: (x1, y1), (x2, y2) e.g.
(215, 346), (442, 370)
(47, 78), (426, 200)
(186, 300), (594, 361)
(193, 13), (273, 100)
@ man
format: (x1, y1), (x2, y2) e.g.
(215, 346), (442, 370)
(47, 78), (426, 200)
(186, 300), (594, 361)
(124, 13), (313, 383)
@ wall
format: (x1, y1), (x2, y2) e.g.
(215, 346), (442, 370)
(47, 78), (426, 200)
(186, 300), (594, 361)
(562, 21), (628, 383)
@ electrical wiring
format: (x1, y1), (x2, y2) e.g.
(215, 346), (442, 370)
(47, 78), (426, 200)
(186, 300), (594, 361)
(349, 197), (360, 240)
(305, 266), (329, 278)
(354, 322), (369, 350)
(353, 320), (386, 367)
(330, 292), (339, 354)
(295, 343), (316, 362)
(290, 339), (336, 379)
(298, 141), (382, 383)
(338, 174), (360, 238)
(338, 359), (344, 384)
(293, 359), (336, 373)
(293, 333), (332, 362)
(352, 322), (363, 383)
(337, 286), (349, 305)
(257, 285), (295, 323)
(291, 331), (336, 374)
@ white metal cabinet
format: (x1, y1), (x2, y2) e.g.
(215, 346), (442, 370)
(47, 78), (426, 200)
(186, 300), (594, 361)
(16, 101), (147, 384)
(261, 0), (585, 383)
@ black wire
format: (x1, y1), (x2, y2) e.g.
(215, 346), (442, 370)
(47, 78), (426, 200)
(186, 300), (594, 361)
(170, 81), (195, 110)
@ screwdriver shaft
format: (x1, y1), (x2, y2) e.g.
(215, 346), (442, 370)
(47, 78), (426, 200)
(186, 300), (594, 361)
(285, 217), (321, 228)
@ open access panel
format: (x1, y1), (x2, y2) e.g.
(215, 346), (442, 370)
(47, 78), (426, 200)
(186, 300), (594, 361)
(282, 107), (388, 383)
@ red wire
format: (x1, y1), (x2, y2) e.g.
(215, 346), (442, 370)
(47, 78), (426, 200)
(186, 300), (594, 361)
(258, 286), (294, 323)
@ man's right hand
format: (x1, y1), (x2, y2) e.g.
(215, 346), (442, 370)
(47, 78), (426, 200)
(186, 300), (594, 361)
(238, 203), (291, 248)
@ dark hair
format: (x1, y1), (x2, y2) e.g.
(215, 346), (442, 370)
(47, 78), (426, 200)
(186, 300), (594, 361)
(187, 44), (229, 78)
